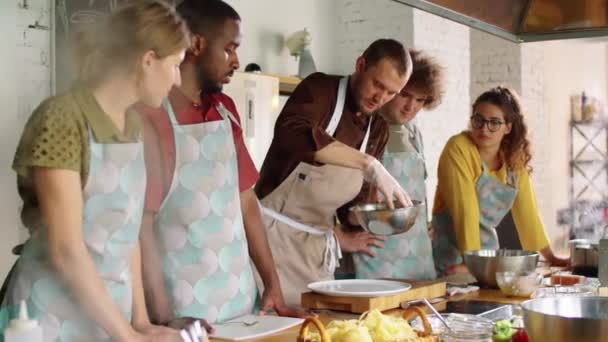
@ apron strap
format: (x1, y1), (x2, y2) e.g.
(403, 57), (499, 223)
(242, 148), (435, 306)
(162, 98), (241, 129)
(259, 202), (342, 274)
(163, 98), (179, 125)
(324, 77), (373, 153)
(480, 160), (518, 188)
(506, 168), (518, 187)
(325, 77), (348, 137)
(216, 102), (242, 128)
(359, 117), (372, 153)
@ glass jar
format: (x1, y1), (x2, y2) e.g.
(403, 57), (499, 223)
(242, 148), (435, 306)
(441, 330), (493, 342)
(410, 313), (494, 342)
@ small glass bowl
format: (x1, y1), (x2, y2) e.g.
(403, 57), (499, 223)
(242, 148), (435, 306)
(496, 271), (543, 297)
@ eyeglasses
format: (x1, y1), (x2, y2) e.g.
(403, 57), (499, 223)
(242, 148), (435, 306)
(470, 114), (505, 133)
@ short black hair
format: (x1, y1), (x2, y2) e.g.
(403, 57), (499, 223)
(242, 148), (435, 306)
(177, 0), (241, 38)
(362, 39), (411, 76)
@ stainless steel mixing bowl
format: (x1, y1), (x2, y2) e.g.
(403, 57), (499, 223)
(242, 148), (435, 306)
(349, 200), (422, 235)
(522, 296), (608, 342)
(463, 249), (539, 288)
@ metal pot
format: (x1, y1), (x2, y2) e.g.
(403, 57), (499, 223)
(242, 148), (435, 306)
(463, 250), (538, 288)
(569, 239), (599, 269)
(522, 296), (608, 342)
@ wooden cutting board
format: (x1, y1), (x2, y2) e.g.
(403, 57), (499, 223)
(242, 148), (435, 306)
(300, 280), (446, 313)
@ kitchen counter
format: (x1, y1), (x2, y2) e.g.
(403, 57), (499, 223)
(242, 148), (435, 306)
(209, 289), (527, 341)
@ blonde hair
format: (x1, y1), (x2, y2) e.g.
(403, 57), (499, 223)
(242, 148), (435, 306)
(75, 0), (190, 86)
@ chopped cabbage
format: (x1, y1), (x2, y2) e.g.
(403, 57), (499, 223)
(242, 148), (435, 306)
(305, 309), (419, 341)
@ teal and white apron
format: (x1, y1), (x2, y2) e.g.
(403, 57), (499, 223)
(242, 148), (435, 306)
(0, 128), (146, 341)
(432, 161), (518, 276)
(353, 124), (436, 280)
(154, 100), (257, 324)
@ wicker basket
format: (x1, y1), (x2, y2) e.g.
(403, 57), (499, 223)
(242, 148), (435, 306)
(297, 306), (440, 342)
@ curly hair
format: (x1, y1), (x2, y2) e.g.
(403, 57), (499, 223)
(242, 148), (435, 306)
(472, 86), (533, 172)
(406, 49), (445, 110)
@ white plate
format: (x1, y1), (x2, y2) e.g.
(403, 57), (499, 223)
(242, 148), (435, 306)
(210, 314), (304, 341)
(308, 279), (412, 297)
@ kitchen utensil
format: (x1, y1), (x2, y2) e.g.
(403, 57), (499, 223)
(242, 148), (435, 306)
(401, 298), (453, 333)
(569, 239), (599, 276)
(349, 200), (422, 235)
(463, 250), (539, 288)
(222, 318), (259, 326)
(210, 315), (304, 341)
(409, 313), (494, 342)
(531, 286), (595, 298)
(521, 296), (608, 342)
(495, 271), (543, 297)
(301, 280), (446, 313)
(476, 304), (515, 322)
(401, 296), (446, 309)
(307, 279), (412, 298)
(423, 299), (453, 333)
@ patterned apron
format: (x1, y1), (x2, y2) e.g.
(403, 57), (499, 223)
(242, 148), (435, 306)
(0, 128), (146, 341)
(432, 161), (518, 275)
(353, 124), (436, 280)
(259, 77), (372, 306)
(154, 100), (257, 324)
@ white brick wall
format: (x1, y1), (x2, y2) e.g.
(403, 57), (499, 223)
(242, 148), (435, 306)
(334, 0), (414, 75)
(521, 43), (555, 241)
(0, 0), (51, 279)
(17, 0), (51, 125)
(470, 29), (522, 98)
(412, 10), (470, 214)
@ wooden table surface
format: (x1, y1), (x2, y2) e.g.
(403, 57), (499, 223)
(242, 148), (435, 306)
(210, 289), (527, 341)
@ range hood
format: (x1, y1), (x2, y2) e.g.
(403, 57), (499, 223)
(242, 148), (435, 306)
(392, 0), (608, 42)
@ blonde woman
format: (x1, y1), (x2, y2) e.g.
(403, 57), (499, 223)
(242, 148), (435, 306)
(0, 1), (190, 341)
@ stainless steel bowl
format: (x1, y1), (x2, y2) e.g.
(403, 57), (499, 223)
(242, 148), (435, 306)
(463, 249), (539, 288)
(569, 239), (599, 269)
(349, 200), (421, 235)
(522, 296), (608, 342)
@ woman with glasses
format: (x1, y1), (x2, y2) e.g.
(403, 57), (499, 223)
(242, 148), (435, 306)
(431, 86), (568, 275)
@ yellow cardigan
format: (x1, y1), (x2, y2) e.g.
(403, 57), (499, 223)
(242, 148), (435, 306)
(432, 132), (550, 252)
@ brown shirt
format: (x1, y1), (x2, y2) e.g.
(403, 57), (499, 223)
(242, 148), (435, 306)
(254, 72), (389, 225)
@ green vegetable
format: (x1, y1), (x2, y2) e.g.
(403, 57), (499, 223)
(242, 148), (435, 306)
(493, 319), (515, 342)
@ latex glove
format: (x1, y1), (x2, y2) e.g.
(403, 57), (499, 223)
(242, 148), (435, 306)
(169, 317), (214, 334)
(364, 158), (412, 208)
(179, 321), (208, 342)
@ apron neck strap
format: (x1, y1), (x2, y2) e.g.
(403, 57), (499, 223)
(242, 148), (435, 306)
(360, 117), (372, 153)
(480, 160), (518, 187)
(325, 77), (348, 137)
(506, 167), (517, 186)
(324, 76), (372, 153)
(162, 98), (241, 129)
(163, 98), (178, 125)
(216, 102), (241, 128)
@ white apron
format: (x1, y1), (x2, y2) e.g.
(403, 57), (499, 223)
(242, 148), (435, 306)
(259, 77), (372, 306)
